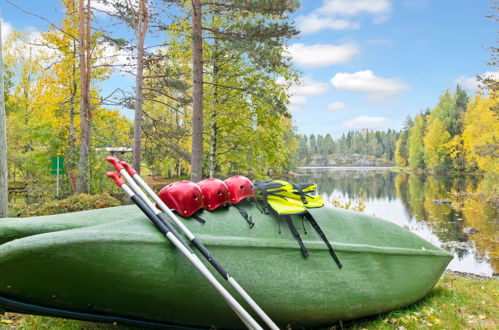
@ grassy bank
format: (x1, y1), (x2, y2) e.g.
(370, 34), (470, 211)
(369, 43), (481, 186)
(1, 272), (497, 329)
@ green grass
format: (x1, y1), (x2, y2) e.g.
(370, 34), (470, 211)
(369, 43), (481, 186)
(344, 273), (498, 330)
(1, 273), (497, 329)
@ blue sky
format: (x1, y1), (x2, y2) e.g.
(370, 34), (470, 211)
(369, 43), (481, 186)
(287, 0), (497, 137)
(1, 0), (497, 137)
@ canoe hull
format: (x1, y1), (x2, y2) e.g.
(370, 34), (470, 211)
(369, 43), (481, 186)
(0, 205), (452, 328)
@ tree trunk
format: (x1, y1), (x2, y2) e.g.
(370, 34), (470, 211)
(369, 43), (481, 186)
(190, 0), (203, 181)
(132, 0), (148, 174)
(0, 17), (8, 217)
(68, 39), (77, 193)
(76, 0), (92, 194)
(209, 51), (219, 178)
(208, 109), (217, 178)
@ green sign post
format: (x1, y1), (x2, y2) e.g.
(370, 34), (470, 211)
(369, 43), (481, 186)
(51, 156), (64, 197)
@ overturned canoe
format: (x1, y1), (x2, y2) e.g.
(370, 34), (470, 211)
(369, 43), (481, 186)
(0, 204), (452, 329)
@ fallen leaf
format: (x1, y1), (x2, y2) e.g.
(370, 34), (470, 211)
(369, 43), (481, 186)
(1, 319), (13, 324)
(389, 318), (399, 324)
(468, 315), (475, 319)
(479, 314), (486, 320)
(458, 307), (468, 313)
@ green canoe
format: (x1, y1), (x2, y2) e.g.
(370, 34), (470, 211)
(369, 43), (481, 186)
(0, 204), (452, 329)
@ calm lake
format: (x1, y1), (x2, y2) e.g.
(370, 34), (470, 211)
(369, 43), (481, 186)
(296, 167), (498, 277)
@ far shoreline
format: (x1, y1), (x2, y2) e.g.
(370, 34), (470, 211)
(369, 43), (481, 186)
(297, 166), (395, 170)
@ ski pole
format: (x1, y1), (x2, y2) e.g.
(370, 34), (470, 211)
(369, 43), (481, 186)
(107, 158), (279, 330)
(106, 171), (262, 330)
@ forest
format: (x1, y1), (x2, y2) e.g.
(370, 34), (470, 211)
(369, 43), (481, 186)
(1, 0), (300, 205)
(394, 86), (498, 178)
(1, 0), (497, 215)
(295, 129), (399, 167)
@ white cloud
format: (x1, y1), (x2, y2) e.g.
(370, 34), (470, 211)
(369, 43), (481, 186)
(98, 43), (135, 71)
(288, 77), (328, 109)
(455, 75), (480, 94)
(298, 0), (392, 34)
(327, 101), (347, 111)
(455, 71), (499, 95)
(290, 77), (329, 96)
(290, 95), (307, 104)
(319, 0), (391, 17)
(288, 43), (359, 68)
(288, 105), (303, 113)
(331, 70), (409, 102)
(92, 1), (140, 17)
(92, 2), (117, 14)
(296, 14), (359, 34)
(343, 116), (391, 130)
(1, 19), (13, 40)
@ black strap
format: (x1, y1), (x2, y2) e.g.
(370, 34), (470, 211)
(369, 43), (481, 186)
(292, 183), (309, 205)
(304, 212), (342, 269)
(253, 197), (264, 214)
(283, 215), (309, 258)
(300, 216), (308, 234)
(234, 205), (255, 228)
(191, 214), (206, 224)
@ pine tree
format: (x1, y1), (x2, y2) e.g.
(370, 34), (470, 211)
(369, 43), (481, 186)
(408, 114), (425, 169)
(309, 134), (317, 155)
(76, 0), (92, 193)
(324, 134), (334, 154)
(394, 117), (413, 167)
(188, 0), (299, 180)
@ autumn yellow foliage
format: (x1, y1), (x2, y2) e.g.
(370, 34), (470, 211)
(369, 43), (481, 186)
(462, 95), (499, 174)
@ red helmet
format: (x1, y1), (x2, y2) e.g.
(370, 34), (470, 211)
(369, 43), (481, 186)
(224, 176), (255, 204)
(197, 178), (230, 211)
(158, 180), (204, 217)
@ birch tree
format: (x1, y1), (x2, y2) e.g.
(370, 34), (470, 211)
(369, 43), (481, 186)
(0, 17), (8, 217)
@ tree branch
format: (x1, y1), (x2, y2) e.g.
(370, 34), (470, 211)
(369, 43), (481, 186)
(5, 0), (78, 40)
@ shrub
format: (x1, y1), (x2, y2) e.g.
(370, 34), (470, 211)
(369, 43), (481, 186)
(9, 194), (122, 217)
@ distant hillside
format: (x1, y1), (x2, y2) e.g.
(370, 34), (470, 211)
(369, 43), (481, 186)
(295, 129), (399, 167)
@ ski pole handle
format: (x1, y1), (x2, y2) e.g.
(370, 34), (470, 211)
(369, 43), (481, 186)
(106, 157), (124, 171)
(106, 172), (124, 187)
(120, 161), (137, 176)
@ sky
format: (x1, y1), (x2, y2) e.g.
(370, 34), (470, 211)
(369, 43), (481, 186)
(1, 0), (497, 137)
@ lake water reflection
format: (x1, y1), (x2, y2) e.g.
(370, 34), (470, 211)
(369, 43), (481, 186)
(296, 167), (498, 277)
